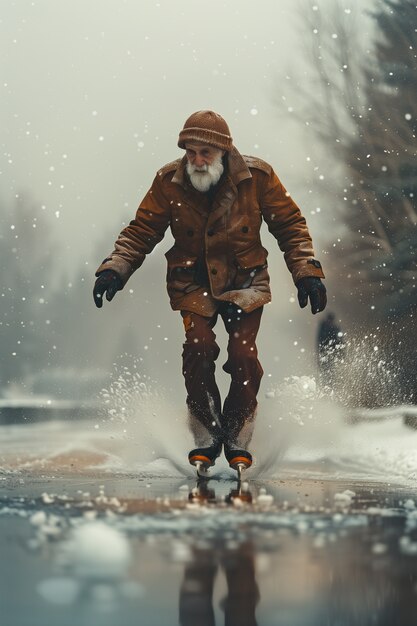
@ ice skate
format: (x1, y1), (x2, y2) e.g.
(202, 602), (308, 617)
(188, 442), (222, 479)
(224, 445), (252, 481)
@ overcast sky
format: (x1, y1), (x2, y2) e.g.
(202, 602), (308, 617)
(1, 0), (374, 264)
(0, 0), (379, 391)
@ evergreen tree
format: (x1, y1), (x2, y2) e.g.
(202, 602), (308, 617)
(281, 0), (417, 403)
(342, 0), (417, 318)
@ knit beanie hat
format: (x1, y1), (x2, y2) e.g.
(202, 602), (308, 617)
(178, 110), (233, 152)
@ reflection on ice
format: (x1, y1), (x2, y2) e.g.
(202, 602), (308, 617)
(2, 474), (417, 625)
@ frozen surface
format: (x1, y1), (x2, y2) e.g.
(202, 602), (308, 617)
(2, 472), (417, 626)
(2, 378), (417, 624)
(2, 410), (417, 485)
(2, 375), (417, 486)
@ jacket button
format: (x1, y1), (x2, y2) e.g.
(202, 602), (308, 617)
(241, 226), (249, 233)
(187, 229), (194, 237)
(207, 229), (214, 236)
(211, 268), (217, 275)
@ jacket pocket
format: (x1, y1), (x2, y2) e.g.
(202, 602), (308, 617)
(165, 247), (200, 294)
(233, 246), (268, 288)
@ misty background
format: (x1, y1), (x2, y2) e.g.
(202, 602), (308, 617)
(1, 0), (414, 410)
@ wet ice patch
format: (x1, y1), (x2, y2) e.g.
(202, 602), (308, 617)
(38, 578), (79, 605)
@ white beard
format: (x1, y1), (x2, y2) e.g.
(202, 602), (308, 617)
(186, 153), (224, 192)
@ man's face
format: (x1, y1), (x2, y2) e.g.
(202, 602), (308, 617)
(184, 142), (225, 192)
(185, 143), (225, 169)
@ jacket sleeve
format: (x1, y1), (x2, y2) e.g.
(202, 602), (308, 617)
(95, 174), (171, 286)
(260, 169), (325, 284)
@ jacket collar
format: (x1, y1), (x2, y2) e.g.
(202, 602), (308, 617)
(171, 146), (252, 189)
(227, 146), (253, 185)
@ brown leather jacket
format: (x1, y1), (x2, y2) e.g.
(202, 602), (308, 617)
(96, 147), (325, 315)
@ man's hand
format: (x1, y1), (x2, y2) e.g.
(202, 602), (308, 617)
(93, 270), (122, 308)
(296, 277), (327, 314)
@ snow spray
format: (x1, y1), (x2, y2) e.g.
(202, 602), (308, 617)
(99, 360), (193, 476)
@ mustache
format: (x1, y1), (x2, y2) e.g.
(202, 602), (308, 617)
(188, 163), (209, 173)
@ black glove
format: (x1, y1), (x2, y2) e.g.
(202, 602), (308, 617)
(296, 277), (327, 314)
(93, 270), (122, 308)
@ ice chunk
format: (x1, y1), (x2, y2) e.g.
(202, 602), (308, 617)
(63, 522), (130, 580)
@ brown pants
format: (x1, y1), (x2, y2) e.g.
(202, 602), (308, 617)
(181, 303), (263, 449)
(179, 541), (259, 626)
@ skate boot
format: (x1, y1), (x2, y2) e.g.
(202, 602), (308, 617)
(224, 444), (252, 481)
(188, 441), (222, 478)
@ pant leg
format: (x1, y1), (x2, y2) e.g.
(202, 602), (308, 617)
(220, 304), (263, 449)
(179, 549), (217, 626)
(222, 542), (259, 626)
(181, 311), (223, 447)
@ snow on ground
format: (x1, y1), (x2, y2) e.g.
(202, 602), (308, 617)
(1, 375), (417, 485)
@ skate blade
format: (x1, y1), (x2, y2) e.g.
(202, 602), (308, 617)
(236, 463), (246, 481)
(195, 461), (210, 478)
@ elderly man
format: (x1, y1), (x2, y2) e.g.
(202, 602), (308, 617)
(94, 110), (326, 478)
